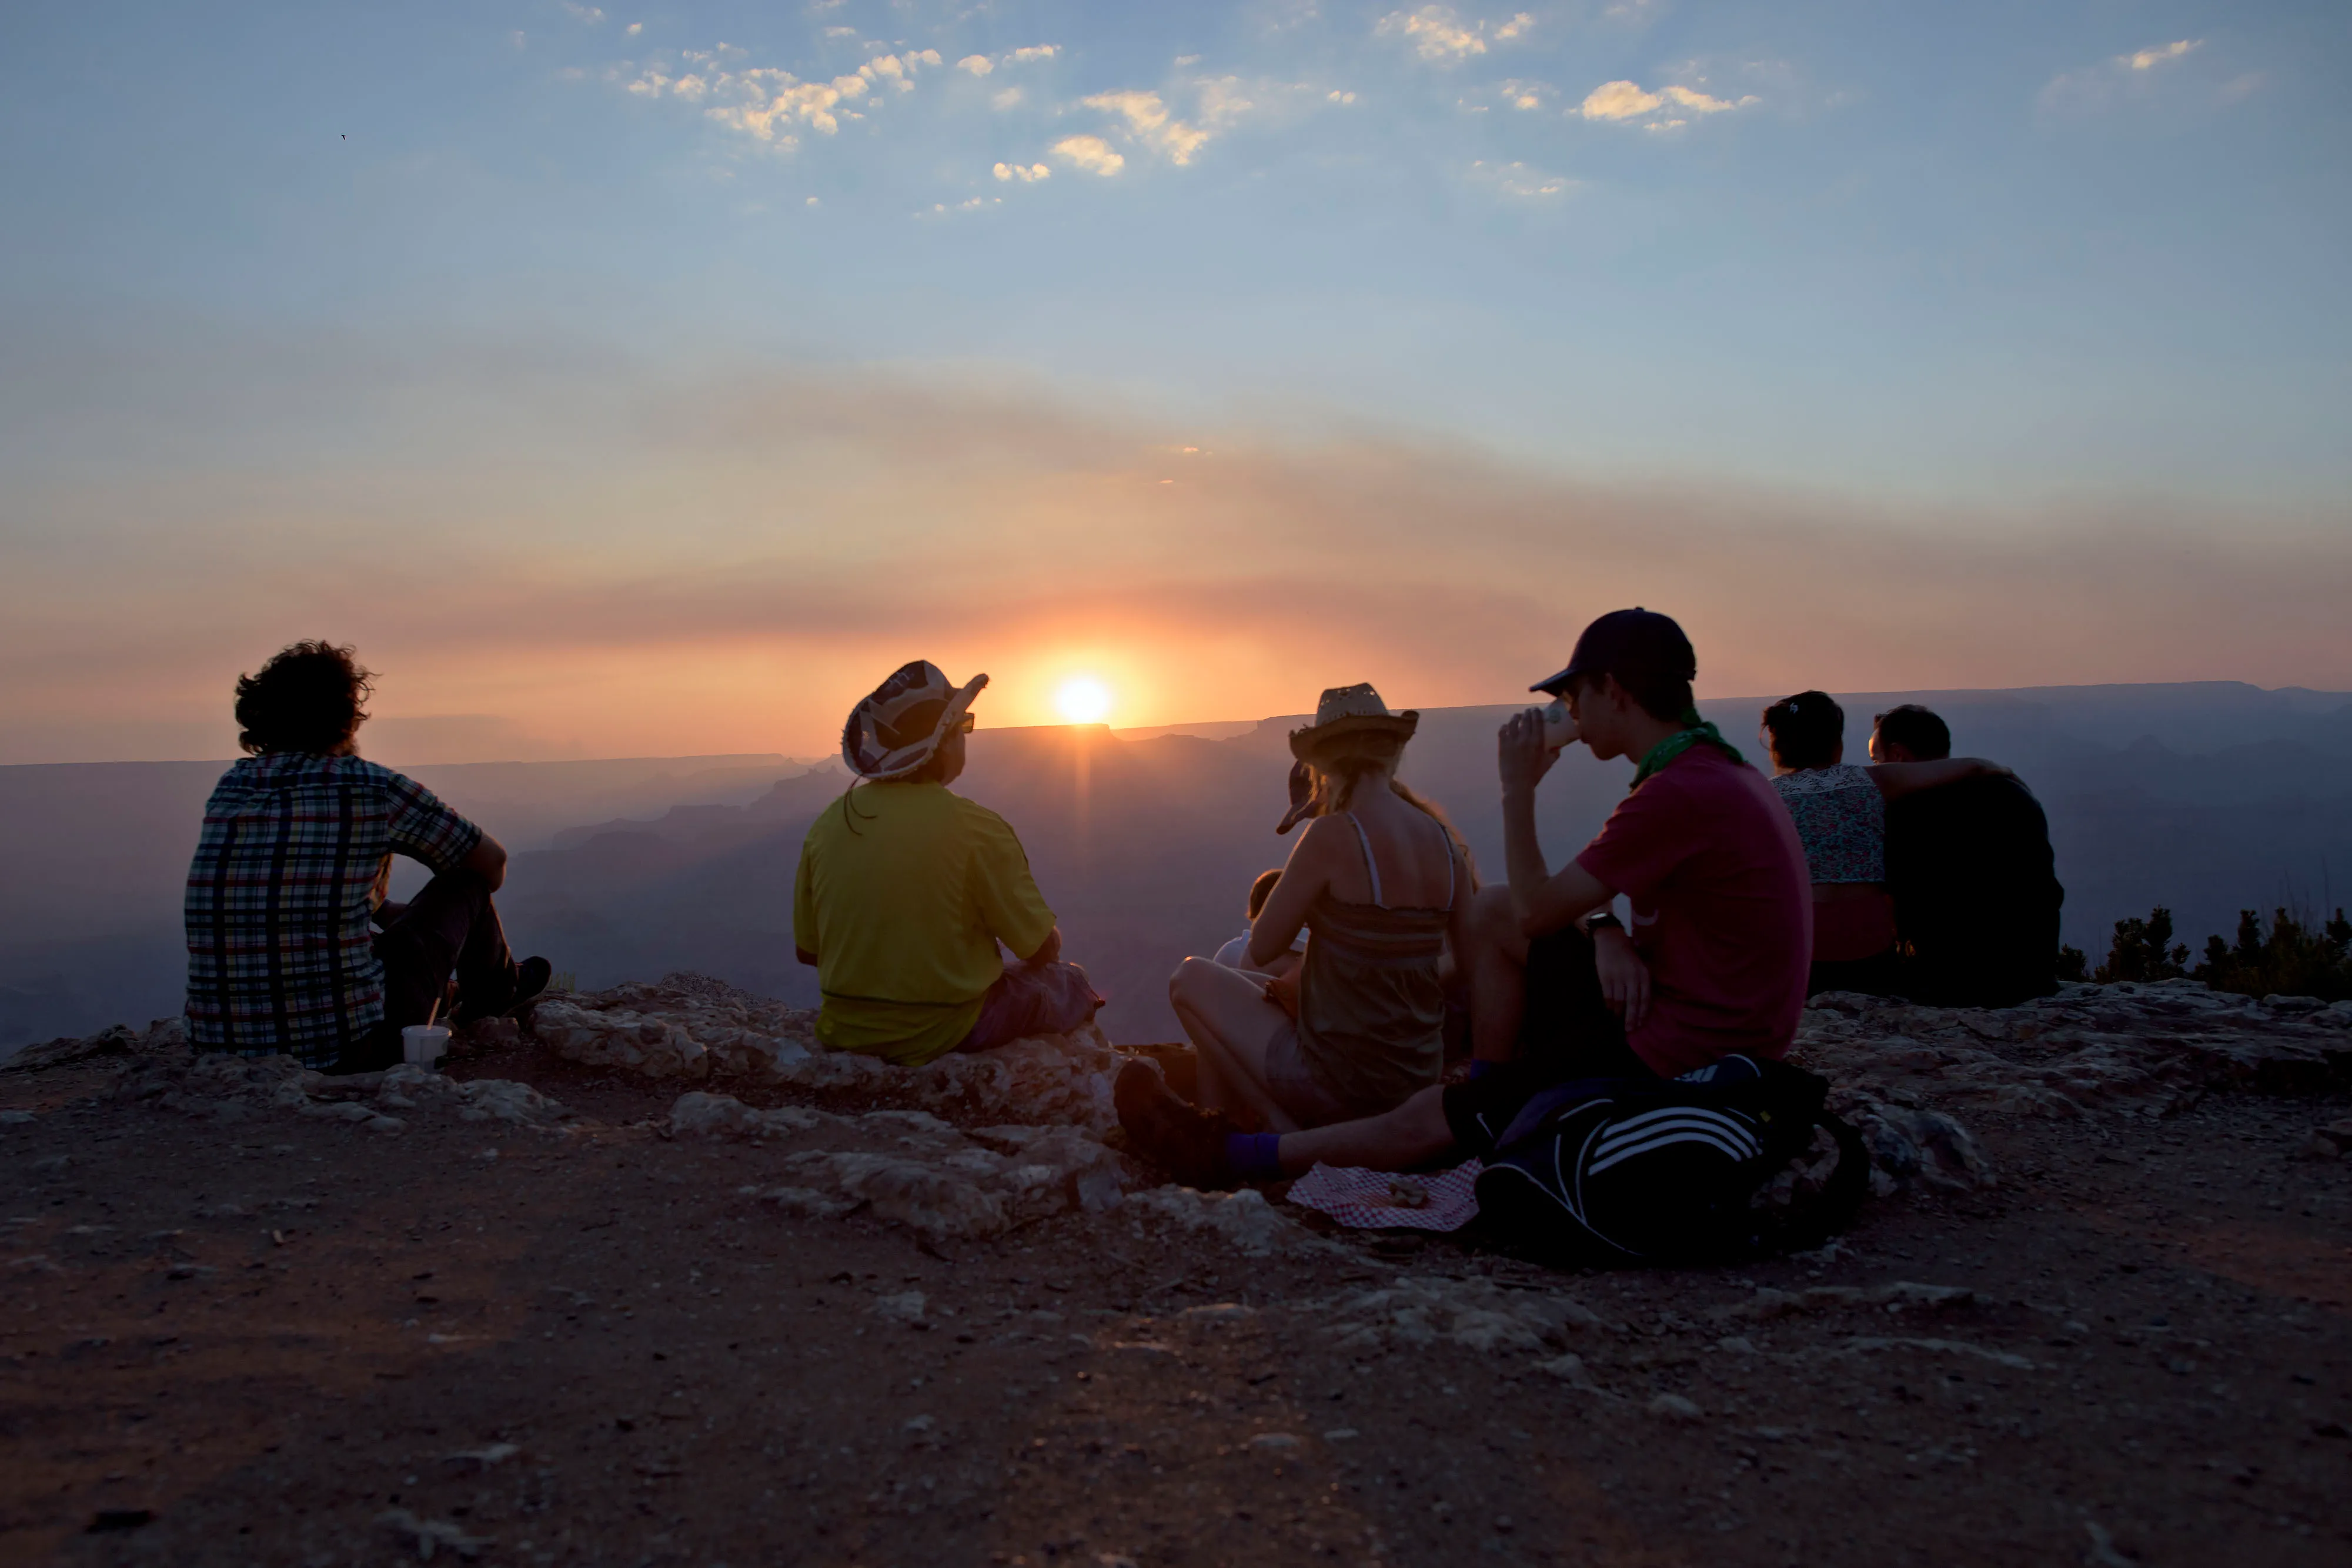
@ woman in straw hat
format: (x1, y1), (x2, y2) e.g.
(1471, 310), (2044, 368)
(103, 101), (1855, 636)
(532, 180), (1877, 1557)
(1164, 684), (1474, 1132)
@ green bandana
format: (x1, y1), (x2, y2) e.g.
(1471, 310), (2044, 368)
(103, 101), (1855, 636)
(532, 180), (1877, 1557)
(1631, 708), (1743, 787)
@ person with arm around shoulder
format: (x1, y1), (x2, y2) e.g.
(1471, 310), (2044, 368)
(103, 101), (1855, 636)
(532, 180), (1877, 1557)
(793, 660), (1102, 1066)
(1867, 703), (2065, 1007)
(1758, 690), (2010, 997)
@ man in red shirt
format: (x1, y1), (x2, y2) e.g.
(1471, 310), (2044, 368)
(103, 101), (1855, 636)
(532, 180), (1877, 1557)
(1117, 608), (1812, 1185)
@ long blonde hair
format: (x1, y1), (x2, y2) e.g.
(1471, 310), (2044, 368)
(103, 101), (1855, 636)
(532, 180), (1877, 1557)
(1311, 736), (1477, 884)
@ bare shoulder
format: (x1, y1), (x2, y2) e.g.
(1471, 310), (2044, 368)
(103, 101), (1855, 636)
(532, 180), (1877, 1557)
(1290, 814), (1345, 858)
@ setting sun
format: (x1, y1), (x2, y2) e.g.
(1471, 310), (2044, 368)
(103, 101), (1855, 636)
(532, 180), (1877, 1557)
(1054, 675), (1113, 725)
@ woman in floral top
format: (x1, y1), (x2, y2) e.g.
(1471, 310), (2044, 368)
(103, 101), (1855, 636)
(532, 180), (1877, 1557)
(1759, 691), (2008, 997)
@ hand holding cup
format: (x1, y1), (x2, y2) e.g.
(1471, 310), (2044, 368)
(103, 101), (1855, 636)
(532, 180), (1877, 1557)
(1498, 708), (1561, 797)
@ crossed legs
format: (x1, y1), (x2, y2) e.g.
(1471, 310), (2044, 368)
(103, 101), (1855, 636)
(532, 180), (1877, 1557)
(1167, 957), (1299, 1133)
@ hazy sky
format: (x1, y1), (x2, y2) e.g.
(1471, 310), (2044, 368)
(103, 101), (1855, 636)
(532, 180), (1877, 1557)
(3, 1), (2348, 762)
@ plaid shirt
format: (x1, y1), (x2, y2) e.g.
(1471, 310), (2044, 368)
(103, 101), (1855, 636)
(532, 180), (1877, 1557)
(184, 753), (483, 1065)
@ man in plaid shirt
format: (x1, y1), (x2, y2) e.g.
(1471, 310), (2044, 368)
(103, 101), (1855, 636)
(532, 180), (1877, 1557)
(185, 642), (551, 1072)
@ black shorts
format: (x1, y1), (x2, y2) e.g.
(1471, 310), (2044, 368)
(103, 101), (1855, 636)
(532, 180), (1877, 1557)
(1441, 924), (1657, 1157)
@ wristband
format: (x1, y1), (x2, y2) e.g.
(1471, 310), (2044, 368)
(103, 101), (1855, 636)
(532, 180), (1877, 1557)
(1585, 912), (1623, 933)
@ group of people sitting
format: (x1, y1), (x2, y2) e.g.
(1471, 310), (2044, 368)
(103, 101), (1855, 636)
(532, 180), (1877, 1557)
(1111, 607), (2062, 1189)
(185, 616), (2059, 1210)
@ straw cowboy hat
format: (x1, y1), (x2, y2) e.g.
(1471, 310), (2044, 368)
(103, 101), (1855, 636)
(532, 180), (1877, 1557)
(841, 660), (989, 781)
(1288, 683), (1419, 767)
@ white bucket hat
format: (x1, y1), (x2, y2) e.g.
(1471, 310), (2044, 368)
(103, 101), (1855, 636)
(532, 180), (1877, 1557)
(841, 661), (988, 781)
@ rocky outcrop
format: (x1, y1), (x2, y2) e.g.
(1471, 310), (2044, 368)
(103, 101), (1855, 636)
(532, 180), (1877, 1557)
(532, 973), (1121, 1131)
(527, 974), (820, 1080)
(98, 1041), (576, 1133)
(1795, 979), (2352, 1126)
(678, 1090), (1148, 1240)
(21, 972), (2351, 1259)
(2, 1016), (188, 1074)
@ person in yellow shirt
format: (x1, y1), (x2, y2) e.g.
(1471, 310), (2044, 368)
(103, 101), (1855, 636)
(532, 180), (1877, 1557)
(793, 660), (1103, 1066)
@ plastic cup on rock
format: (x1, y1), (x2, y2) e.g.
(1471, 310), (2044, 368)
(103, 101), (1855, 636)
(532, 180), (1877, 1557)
(401, 1025), (451, 1069)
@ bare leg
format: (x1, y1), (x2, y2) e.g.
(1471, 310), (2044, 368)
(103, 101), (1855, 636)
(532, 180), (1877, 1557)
(1168, 958), (1299, 1132)
(1466, 884), (1531, 1064)
(1273, 1085), (1456, 1177)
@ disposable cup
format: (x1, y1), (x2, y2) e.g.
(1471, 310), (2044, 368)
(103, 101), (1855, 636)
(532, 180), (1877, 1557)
(401, 1024), (452, 1069)
(1539, 700), (1580, 750)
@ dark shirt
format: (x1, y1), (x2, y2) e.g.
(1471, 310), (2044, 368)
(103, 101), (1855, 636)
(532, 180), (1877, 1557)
(1883, 774), (2064, 1008)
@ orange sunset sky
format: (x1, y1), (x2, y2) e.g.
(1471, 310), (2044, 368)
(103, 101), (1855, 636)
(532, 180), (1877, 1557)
(4, 4), (2348, 763)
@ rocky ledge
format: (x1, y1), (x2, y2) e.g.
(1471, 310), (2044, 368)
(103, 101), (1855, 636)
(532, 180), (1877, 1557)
(8, 974), (2349, 1257)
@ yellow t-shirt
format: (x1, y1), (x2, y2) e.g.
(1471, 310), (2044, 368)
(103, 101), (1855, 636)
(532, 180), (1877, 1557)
(792, 781), (1058, 1066)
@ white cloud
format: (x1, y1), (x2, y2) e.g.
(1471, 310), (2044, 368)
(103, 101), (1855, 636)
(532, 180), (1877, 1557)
(2127, 39), (2200, 71)
(954, 44), (1057, 83)
(1470, 159), (1571, 198)
(624, 21), (641, 38)
(1051, 134), (1124, 176)
(1662, 85), (1742, 112)
(1375, 7), (1533, 63)
(1579, 79), (1659, 119)
(1328, 89), (1358, 105)
(993, 161), (1050, 183)
(562, 2), (604, 24)
(1194, 76), (1257, 128)
(622, 46), (943, 148)
(993, 86), (1025, 110)
(1580, 78), (1756, 124)
(1499, 78), (1545, 111)
(1082, 89), (1211, 165)
(2041, 38), (2214, 113)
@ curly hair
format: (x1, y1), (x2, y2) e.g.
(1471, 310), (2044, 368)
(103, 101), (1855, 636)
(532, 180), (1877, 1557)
(234, 641), (375, 755)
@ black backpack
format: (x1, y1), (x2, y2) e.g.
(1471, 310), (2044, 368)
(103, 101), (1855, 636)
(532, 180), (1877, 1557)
(1471, 1055), (1869, 1265)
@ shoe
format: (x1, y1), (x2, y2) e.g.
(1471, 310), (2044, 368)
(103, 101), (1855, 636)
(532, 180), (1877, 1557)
(509, 957), (553, 1012)
(1114, 1059), (1237, 1189)
(453, 957), (553, 1025)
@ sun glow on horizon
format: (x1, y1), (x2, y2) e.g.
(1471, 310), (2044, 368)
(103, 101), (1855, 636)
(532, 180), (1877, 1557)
(1054, 674), (1114, 725)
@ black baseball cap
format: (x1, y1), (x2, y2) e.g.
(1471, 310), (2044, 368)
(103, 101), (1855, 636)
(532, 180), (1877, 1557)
(1531, 607), (1696, 697)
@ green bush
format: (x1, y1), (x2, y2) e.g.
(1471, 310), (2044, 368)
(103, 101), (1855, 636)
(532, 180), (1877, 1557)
(2193, 907), (2352, 1002)
(2088, 903), (2352, 1001)
(2092, 907), (2190, 983)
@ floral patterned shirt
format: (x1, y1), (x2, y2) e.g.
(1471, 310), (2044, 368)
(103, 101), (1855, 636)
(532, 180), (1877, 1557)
(1769, 763), (1886, 884)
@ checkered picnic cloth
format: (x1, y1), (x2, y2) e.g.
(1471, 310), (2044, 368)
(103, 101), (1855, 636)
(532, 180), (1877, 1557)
(1285, 1159), (1485, 1232)
(183, 753), (482, 1065)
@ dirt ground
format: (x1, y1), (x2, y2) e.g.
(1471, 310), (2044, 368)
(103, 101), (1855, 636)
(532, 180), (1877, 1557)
(2, 1038), (2348, 1568)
